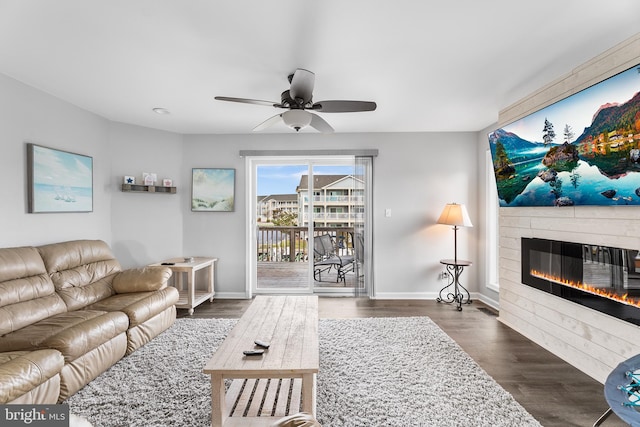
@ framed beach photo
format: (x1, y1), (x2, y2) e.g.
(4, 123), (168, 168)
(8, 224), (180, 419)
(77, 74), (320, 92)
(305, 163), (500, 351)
(191, 168), (235, 212)
(27, 143), (93, 213)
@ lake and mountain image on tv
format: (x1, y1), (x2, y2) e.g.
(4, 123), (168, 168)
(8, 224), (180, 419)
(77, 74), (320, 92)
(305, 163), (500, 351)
(489, 64), (640, 207)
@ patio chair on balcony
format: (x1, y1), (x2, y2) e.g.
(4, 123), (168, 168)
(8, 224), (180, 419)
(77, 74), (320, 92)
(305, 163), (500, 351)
(313, 234), (354, 283)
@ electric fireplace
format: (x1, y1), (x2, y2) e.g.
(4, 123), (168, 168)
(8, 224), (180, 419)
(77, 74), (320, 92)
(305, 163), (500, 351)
(521, 238), (640, 326)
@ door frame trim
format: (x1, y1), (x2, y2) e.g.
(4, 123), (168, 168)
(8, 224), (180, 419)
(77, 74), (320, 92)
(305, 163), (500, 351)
(245, 155), (368, 297)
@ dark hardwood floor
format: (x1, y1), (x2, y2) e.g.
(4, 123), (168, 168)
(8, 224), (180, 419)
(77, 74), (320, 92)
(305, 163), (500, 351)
(179, 297), (625, 427)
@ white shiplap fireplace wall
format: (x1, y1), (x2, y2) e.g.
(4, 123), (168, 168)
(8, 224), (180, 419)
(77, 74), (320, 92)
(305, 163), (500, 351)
(496, 33), (640, 383)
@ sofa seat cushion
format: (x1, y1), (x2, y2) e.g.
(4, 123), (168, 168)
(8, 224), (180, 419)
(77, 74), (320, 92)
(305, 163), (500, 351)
(87, 286), (179, 328)
(0, 310), (128, 363)
(0, 349), (64, 404)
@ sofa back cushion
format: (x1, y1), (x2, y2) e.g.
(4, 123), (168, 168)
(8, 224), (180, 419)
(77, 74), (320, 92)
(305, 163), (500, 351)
(37, 240), (122, 311)
(0, 247), (67, 336)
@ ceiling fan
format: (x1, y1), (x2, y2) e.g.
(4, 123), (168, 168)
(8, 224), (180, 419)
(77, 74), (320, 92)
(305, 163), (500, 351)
(215, 68), (376, 133)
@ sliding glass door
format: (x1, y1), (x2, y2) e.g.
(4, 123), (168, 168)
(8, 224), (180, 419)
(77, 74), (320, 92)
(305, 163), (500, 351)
(255, 162), (311, 292)
(247, 156), (372, 296)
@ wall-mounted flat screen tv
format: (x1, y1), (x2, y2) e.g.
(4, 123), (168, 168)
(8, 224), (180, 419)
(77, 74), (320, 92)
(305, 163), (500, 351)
(489, 63), (640, 207)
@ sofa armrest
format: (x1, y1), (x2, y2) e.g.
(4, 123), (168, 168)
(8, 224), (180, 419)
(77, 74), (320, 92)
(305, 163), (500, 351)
(113, 267), (172, 293)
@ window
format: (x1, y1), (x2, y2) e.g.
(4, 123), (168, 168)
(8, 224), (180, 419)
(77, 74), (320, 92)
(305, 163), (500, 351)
(486, 150), (499, 291)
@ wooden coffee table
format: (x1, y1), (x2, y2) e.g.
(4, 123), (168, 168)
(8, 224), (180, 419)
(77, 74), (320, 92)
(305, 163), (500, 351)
(203, 296), (319, 427)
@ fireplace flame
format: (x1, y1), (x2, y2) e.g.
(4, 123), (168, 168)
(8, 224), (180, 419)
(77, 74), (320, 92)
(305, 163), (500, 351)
(530, 269), (640, 308)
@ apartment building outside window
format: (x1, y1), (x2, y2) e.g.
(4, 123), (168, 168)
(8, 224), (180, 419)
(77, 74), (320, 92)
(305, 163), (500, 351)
(256, 194), (298, 223)
(297, 174), (364, 227)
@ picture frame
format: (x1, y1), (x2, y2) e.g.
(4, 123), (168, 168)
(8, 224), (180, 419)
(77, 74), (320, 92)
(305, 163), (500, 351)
(191, 168), (235, 212)
(27, 143), (93, 213)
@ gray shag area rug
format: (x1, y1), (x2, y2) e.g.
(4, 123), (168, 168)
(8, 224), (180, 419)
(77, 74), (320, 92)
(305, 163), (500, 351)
(66, 317), (541, 427)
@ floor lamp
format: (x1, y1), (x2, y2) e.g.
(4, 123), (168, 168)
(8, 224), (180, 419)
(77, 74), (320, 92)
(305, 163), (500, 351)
(436, 203), (473, 310)
(437, 202), (473, 264)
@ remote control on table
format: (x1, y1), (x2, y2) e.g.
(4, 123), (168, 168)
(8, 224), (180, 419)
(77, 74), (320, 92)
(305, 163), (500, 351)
(243, 349), (264, 356)
(161, 262), (175, 265)
(254, 340), (270, 349)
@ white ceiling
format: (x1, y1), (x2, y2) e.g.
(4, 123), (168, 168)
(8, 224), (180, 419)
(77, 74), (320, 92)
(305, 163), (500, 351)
(1, 0), (639, 135)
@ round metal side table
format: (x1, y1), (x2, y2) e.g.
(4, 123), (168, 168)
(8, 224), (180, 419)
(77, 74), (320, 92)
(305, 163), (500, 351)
(437, 259), (472, 311)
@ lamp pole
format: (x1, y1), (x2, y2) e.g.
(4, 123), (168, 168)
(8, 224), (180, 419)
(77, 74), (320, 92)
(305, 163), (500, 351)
(453, 224), (458, 265)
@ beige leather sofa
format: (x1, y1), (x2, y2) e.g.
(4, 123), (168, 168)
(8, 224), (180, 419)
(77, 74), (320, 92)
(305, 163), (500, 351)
(0, 239), (179, 404)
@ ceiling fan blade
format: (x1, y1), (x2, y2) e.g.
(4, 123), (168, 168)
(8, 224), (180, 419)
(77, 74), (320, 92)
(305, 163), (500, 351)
(253, 113), (283, 132)
(215, 96), (281, 108)
(289, 69), (315, 105)
(311, 100), (377, 113)
(309, 113), (334, 134)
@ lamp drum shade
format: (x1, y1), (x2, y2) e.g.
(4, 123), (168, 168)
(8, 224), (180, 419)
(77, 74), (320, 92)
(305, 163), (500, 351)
(437, 203), (473, 227)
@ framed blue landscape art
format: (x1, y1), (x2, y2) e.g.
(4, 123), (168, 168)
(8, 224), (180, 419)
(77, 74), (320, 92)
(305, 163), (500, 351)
(489, 63), (640, 207)
(191, 168), (235, 212)
(27, 143), (93, 213)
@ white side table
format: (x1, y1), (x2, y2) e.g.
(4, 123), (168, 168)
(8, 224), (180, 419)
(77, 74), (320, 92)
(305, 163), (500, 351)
(151, 257), (217, 315)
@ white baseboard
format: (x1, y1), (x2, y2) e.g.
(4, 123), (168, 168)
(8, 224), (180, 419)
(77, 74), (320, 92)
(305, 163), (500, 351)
(213, 291), (501, 310)
(475, 293), (499, 311)
(371, 291), (494, 305)
(370, 292), (439, 300)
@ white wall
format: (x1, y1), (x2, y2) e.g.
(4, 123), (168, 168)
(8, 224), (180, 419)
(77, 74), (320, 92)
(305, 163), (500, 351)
(0, 73), (186, 267)
(182, 133), (479, 298)
(495, 34), (640, 383)
(0, 73), (112, 247)
(108, 122), (184, 268)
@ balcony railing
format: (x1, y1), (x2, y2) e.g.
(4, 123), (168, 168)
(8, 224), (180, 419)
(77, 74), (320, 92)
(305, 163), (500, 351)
(257, 226), (354, 262)
(301, 195), (364, 203)
(301, 213), (364, 221)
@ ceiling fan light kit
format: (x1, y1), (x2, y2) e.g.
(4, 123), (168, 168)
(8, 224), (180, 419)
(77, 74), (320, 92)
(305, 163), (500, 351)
(282, 110), (312, 132)
(215, 68), (376, 133)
